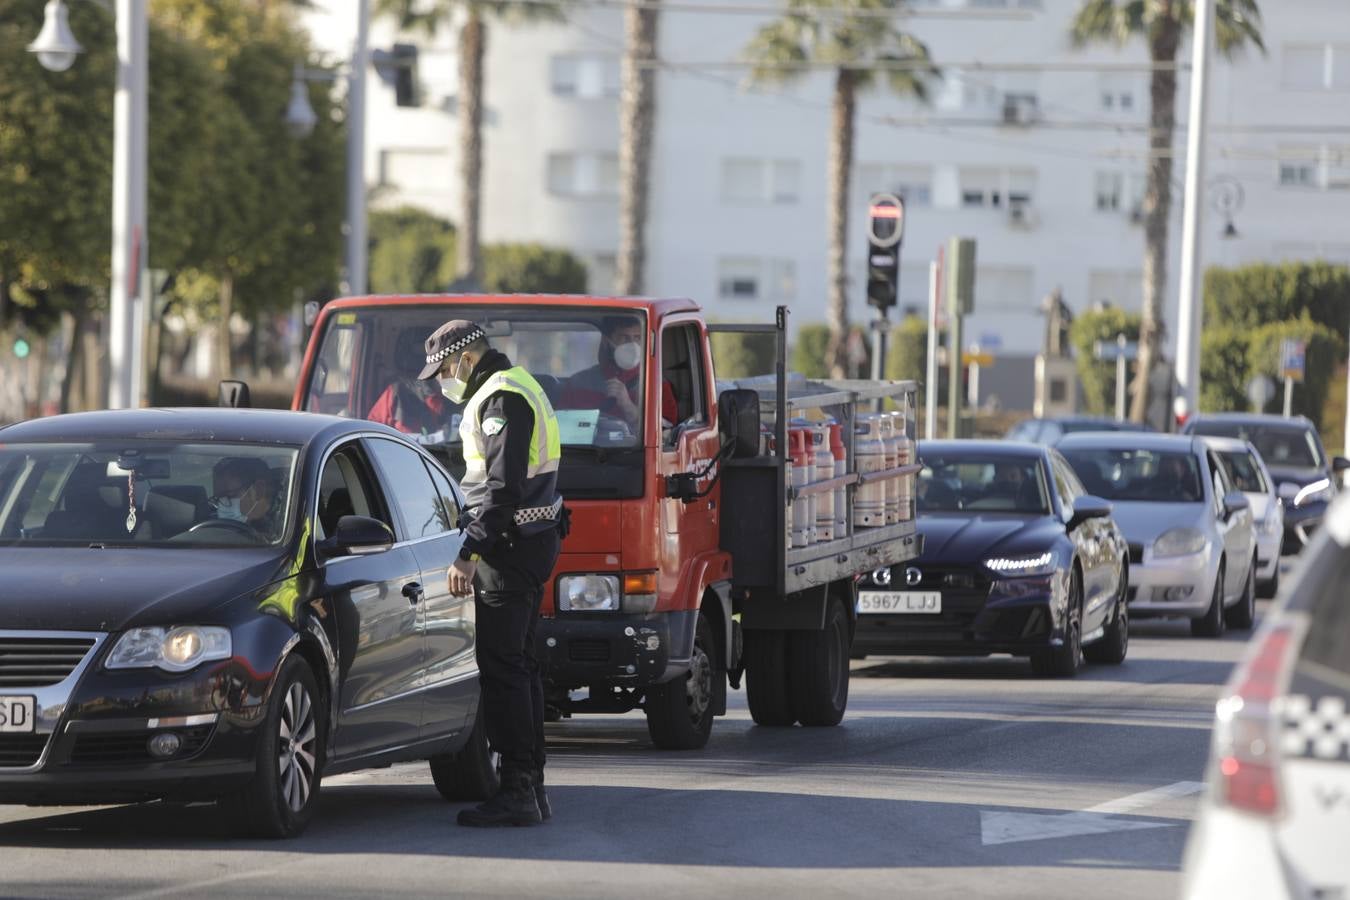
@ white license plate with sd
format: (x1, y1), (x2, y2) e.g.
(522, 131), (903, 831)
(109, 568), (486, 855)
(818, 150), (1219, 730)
(0, 696), (35, 733)
(858, 591), (942, 614)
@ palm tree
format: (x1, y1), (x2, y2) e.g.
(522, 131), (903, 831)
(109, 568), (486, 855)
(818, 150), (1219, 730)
(1071, 0), (1262, 422)
(744, 0), (935, 378)
(615, 0), (659, 296)
(381, 0), (563, 291)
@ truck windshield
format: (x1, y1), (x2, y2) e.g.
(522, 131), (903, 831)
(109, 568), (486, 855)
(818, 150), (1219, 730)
(302, 304), (648, 499)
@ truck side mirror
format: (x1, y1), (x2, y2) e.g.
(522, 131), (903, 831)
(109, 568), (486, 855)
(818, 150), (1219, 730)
(718, 389), (760, 459)
(218, 380), (252, 408)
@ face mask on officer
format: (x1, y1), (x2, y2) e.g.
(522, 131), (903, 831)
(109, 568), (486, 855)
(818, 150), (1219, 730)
(439, 352), (473, 404)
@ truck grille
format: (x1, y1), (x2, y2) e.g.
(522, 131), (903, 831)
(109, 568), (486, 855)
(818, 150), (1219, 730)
(567, 639), (611, 664)
(0, 734), (49, 768)
(69, 725), (214, 765)
(0, 636), (97, 687)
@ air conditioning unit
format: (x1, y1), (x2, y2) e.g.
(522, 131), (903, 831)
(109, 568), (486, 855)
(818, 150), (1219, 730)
(1001, 94), (1040, 127)
(1008, 197), (1038, 229)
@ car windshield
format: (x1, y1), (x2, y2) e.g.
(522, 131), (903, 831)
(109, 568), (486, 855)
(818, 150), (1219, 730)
(1219, 450), (1269, 494)
(1190, 422), (1323, 469)
(1060, 448), (1204, 503)
(917, 456), (1049, 515)
(0, 442), (299, 547)
(302, 304), (648, 499)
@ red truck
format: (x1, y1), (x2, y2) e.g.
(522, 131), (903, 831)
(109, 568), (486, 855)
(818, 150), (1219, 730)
(289, 295), (920, 749)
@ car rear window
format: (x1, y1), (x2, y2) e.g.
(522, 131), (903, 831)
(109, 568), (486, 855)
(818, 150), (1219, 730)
(1190, 422), (1323, 469)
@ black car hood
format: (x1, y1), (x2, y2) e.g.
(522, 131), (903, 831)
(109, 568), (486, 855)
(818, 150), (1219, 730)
(0, 547), (292, 632)
(917, 514), (1063, 566)
(1265, 465), (1327, 488)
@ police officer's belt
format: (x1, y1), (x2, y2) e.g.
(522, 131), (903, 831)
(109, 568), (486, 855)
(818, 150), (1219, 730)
(514, 496), (563, 526)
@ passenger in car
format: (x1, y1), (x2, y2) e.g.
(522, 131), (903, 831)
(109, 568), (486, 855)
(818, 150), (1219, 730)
(368, 329), (456, 434)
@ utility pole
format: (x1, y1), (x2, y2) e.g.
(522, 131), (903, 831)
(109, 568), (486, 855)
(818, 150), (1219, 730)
(1174, 0), (1215, 416)
(1115, 333), (1128, 422)
(345, 0), (370, 295)
(925, 252), (941, 440)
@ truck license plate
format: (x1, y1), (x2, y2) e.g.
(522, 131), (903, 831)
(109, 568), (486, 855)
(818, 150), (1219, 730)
(0, 696), (35, 733)
(858, 591), (942, 614)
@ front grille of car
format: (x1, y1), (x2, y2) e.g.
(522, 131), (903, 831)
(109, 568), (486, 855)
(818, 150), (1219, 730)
(0, 636), (97, 687)
(1127, 544), (1145, 565)
(68, 725), (214, 766)
(0, 734), (50, 768)
(864, 565), (993, 638)
(567, 639), (611, 664)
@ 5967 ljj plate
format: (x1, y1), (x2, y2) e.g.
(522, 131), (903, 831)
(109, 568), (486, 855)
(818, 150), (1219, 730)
(857, 591), (942, 614)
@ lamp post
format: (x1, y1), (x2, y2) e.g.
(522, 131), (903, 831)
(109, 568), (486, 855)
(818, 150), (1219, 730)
(30, 0), (147, 410)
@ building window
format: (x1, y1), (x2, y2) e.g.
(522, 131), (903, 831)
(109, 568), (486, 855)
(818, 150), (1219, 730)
(546, 152), (619, 198)
(959, 167), (1036, 209)
(716, 257), (796, 301)
(1277, 145), (1350, 190)
(856, 164), (933, 207)
(1281, 43), (1350, 92)
(719, 158), (801, 205)
(1094, 170), (1145, 213)
(550, 55), (621, 99)
(975, 265), (1035, 312)
(1098, 73), (1138, 113)
(1088, 270), (1143, 310)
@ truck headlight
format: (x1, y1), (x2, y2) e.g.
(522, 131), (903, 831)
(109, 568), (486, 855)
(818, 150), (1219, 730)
(1153, 527), (1207, 558)
(557, 575), (621, 611)
(105, 626), (232, 673)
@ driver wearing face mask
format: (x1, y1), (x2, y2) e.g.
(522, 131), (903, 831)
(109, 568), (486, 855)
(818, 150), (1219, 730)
(560, 316), (676, 429)
(209, 457), (279, 539)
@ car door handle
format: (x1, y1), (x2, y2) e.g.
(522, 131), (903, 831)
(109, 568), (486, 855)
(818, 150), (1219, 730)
(402, 582), (425, 605)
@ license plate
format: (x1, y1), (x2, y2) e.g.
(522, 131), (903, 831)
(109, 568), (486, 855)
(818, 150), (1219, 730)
(858, 591), (942, 614)
(0, 696), (35, 733)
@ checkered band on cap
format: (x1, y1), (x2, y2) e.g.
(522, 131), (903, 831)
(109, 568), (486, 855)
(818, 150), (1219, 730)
(424, 323), (485, 368)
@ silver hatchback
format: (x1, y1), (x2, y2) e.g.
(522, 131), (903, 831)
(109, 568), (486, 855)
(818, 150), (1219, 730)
(1059, 433), (1257, 637)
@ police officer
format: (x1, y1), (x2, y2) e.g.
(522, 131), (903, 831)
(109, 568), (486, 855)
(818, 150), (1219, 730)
(418, 320), (563, 827)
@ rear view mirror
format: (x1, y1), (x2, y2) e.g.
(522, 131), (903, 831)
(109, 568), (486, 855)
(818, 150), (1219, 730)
(1068, 495), (1112, 530)
(218, 380), (252, 408)
(1333, 456), (1350, 473)
(718, 389), (761, 459)
(1223, 491), (1251, 519)
(318, 515), (394, 560)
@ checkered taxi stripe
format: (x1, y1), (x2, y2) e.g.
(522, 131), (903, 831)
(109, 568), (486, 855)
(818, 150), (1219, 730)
(1281, 695), (1350, 762)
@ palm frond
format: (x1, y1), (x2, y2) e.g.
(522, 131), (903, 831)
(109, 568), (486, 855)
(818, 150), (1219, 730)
(374, 0), (454, 36)
(471, 0), (568, 25)
(1215, 0), (1265, 57)
(744, 16), (814, 86)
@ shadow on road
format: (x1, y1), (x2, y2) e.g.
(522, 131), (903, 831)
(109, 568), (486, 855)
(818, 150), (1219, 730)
(851, 656), (1236, 686)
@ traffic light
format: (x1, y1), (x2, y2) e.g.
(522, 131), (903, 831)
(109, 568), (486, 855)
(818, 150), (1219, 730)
(865, 193), (905, 311)
(373, 43), (420, 107)
(12, 337), (30, 359)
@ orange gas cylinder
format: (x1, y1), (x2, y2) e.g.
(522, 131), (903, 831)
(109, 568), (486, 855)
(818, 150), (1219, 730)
(829, 422), (847, 538)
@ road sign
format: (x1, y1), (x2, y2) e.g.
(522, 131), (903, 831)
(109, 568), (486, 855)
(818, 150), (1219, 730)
(962, 351), (994, 367)
(1246, 374), (1276, 409)
(1093, 339), (1139, 362)
(979, 333), (1003, 351)
(1281, 338), (1306, 383)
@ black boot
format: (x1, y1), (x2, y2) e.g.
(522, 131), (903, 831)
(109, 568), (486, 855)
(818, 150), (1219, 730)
(534, 769), (551, 822)
(457, 771), (543, 828)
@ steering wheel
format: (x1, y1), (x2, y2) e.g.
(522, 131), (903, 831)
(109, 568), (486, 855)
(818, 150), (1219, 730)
(187, 518), (265, 544)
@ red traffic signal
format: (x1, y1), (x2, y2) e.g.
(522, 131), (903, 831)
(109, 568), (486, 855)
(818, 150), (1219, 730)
(867, 193), (905, 249)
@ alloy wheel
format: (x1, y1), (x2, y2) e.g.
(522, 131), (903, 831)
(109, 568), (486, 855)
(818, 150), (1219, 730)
(278, 681), (318, 813)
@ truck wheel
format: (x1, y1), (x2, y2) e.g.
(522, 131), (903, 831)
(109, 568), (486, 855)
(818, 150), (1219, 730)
(429, 695), (500, 801)
(645, 613), (716, 750)
(788, 596), (850, 727)
(745, 628), (796, 726)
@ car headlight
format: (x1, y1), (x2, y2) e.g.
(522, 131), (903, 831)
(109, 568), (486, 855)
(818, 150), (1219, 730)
(1292, 478), (1333, 509)
(105, 626), (232, 673)
(984, 552), (1055, 576)
(1153, 527), (1207, 558)
(1260, 506), (1284, 536)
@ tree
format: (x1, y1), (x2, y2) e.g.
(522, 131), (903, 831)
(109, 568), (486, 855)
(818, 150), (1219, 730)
(1243, 317), (1342, 427)
(380, 0), (563, 292)
(615, 0), (659, 296)
(884, 315), (927, 386)
(745, 1), (935, 378)
(1204, 260), (1350, 335)
(1070, 0), (1263, 423)
(369, 207), (457, 293)
(483, 244), (588, 294)
(792, 324), (832, 379)
(711, 331), (777, 380)
(1068, 307), (1142, 415)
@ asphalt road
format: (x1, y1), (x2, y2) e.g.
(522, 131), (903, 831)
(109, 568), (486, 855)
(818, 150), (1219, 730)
(0, 607), (1267, 900)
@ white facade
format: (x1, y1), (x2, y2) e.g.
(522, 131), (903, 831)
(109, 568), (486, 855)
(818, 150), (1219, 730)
(302, 0), (1350, 357)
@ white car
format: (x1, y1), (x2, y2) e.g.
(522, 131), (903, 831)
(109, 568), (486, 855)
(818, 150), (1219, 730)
(1182, 496), (1350, 899)
(1204, 436), (1285, 598)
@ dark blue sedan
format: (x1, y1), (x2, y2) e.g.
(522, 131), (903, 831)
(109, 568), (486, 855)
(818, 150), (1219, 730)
(0, 409), (494, 837)
(853, 440), (1130, 677)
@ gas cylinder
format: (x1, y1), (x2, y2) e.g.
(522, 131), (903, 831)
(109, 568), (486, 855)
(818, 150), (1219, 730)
(829, 422), (848, 538)
(880, 412), (901, 525)
(854, 414), (886, 528)
(789, 428), (815, 548)
(811, 422), (835, 542)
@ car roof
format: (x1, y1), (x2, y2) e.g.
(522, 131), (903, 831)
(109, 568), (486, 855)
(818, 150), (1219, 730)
(0, 408), (391, 446)
(1056, 432), (1202, 453)
(920, 440), (1047, 460)
(1198, 435), (1253, 453)
(1188, 413), (1314, 429)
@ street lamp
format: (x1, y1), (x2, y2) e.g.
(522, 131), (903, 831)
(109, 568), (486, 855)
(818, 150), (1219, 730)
(27, 0), (83, 72)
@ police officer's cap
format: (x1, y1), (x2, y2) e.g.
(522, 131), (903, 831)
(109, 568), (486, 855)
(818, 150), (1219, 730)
(419, 319), (486, 381)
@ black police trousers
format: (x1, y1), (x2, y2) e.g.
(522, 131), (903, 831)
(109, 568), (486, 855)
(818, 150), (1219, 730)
(473, 528), (561, 778)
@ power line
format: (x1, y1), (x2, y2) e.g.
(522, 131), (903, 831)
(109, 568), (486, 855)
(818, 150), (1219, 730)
(546, 0), (1036, 21)
(641, 58), (1187, 73)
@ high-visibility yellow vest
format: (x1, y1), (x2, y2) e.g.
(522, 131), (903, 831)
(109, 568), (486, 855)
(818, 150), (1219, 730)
(459, 366), (562, 534)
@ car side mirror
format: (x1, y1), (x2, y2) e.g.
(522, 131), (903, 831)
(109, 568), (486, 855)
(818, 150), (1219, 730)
(318, 515), (394, 560)
(1068, 495), (1112, 530)
(718, 388), (761, 460)
(1222, 491), (1251, 519)
(218, 380), (252, 408)
(1333, 456), (1350, 474)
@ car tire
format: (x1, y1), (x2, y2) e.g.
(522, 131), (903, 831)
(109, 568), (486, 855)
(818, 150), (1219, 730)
(788, 596), (851, 727)
(220, 654), (325, 839)
(1084, 574), (1128, 665)
(429, 695), (500, 802)
(645, 613), (716, 750)
(1031, 568), (1082, 678)
(1227, 556), (1257, 631)
(1257, 565), (1279, 600)
(745, 628), (796, 726)
(1191, 563), (1227, 638)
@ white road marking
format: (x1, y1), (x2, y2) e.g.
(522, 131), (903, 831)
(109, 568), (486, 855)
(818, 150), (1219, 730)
(980, 781), (1206, 846)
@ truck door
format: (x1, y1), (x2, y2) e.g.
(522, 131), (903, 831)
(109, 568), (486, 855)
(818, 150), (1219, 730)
(659, 321), (720, 554)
